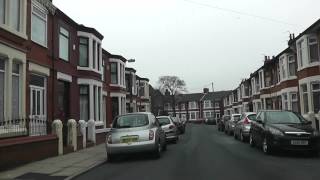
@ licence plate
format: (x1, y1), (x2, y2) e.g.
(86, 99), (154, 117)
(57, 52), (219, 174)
(120, 136), (138, 144)
(291, 140), (308, 146)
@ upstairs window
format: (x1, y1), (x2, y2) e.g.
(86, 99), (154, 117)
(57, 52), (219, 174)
(0, 60), (4, 122)
(308, 36), (319, 63)
(97, 43), (100, 71)
(9, 0), (20, 31)
(297, 40), (304, 67)
(288, 55), (296, 77)
(204, 100), (211, 108)
(92, 40), (96, 69)
(31, 2), (47, 47)
(110, 62), (118, 84)
(280, 57), (286, 80)
(79, 37), (89, 67)
(59, 27), (69, 61)
(0, 0), (5, 24)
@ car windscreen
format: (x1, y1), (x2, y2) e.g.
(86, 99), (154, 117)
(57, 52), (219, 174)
(157, 117), (171, 125)
(266, 112), (303, 124)
(113, 114), (149, 128)
(233, 115), (241, 121)
(247, 114), (257, 121)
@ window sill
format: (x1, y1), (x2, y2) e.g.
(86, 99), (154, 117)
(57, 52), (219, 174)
(297, 62), (320, 72)
(77, 66), (102, 74)
(31, 39), (48, 49)
(0, 24), (28, 40)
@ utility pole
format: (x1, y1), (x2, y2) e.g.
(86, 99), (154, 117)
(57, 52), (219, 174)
(212, 82), (215, 121)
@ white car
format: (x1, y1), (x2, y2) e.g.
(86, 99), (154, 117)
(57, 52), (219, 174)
(106, 112), (166, 162)
(156, 116), (179, 143)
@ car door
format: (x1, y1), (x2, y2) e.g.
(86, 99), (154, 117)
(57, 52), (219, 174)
(153, 115), (165, 144)
(255, 112), (266, 146)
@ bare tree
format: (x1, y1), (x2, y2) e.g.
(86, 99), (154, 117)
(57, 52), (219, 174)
(157, 76), (187, 116)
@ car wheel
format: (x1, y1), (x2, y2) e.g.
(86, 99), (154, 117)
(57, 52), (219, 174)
(240, 131), (245, 142)
(262, 137), (273, 155)
(153, 140), (162, 158)
(249, 133), (255, 147)
(107, 153), (115, 162)
(234, 131), (237, 139)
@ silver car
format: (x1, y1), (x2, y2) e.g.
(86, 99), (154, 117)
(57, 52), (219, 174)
(225, 114), (241, 135)
(157, 116), (179, 143)
(234, 112), (257, 142)
(106, 113), (166, 162)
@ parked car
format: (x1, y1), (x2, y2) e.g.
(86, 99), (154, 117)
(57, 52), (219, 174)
(157, 116), (179, 143)
(205, 117), (216, 125)
(250, 110), (320, 155)
(106, 112), (166, 162)
(218, 115), (230, 131)
(225, 114), (241, 135)
(234, 112), (256, 142)
(171, 116), (186, 134)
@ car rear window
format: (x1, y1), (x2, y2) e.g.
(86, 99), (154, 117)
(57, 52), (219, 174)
(247, 114), (256, 121)
(157, 117), (171, 125)
(113, 114), (149, 128)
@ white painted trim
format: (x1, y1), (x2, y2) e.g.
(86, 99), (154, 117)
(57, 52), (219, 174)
(299, 75), (320, 85)
(77, 66), (102, 74)
(77, 31), (102, 43)
(77, 78), (102, 87)
(110, 92), (126, 98)
(102, 91), (108, 96)
(28, 62), (50, 76)
(57, 72), (72, 82)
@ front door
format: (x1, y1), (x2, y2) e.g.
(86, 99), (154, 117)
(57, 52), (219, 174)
(30, 74), (47, 136)
(57, 80), (70, 145)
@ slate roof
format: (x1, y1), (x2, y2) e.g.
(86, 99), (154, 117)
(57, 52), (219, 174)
(164, 91), (232, 103)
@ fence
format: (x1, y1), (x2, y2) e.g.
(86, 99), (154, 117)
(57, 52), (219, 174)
(0, 117), (48, 139)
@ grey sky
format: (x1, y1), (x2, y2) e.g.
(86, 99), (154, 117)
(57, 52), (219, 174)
(54, 0), (320, 93)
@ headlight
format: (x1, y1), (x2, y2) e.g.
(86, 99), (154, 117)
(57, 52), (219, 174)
(107, 134), (112, 144)
(268, 128), (284, 136)
(313, 131), (320, 136)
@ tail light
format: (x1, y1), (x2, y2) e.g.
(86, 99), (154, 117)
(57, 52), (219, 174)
(169, 125), (175, 129)
(149, 130), (154, 140)
(107, 135), (112, 144)
(244, 117), (250, 124)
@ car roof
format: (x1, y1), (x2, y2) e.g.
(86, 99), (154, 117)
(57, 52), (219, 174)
(232, 114), (241, 116)
(120, 112), (152, 116)
(242, 112), (256, 115)
(156, 116), (171, 118)
(258, 110), (292, 113)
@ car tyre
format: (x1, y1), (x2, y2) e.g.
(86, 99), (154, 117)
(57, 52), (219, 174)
(240, 131), (245, 142)
(262, 137), (273, 155)
(234, 131), (237, 139)
(153, 140), (162, 159)
(249, 133), (255, 147)
(107, 153), (115, 163)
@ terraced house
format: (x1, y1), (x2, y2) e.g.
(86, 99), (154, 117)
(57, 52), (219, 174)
(223, 19), (320, 130)
(0, 0), (152, 169)
(164, 88), (230, 122)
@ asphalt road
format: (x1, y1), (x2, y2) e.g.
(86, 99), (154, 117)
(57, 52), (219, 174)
(75, 124), (320, 180)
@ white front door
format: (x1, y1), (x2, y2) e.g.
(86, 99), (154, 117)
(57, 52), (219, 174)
(30, 86), (46, 120)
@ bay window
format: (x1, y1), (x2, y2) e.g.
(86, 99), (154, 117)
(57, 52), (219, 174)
(312, 82), (320, 113)
(0, 0), (4, 24)
(59, 27), (69, 61)
(297, 40), (304, 67)
(110, 62), (118, 84)
(79, 85), (89, 121)
(301, 84), (309, 113)
(288, 55), (296, 77)
(308, 36), (319, 63)
(31, 2), (47, 47)
(12, 62), (20, 119)
(92, 40), (96, 69)
(282, 93), (288, 110)
(290, 93), (299, 113)
(9, 0), (20, 31)
(0, 60), (4, 122)
(79, 37), (89, 67)
(280, 57), (286, 80)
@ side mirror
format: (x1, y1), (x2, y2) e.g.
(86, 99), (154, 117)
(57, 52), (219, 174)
(256, 120), (264, 124)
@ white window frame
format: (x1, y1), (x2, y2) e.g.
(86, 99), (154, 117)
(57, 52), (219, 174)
(307, 35), (319, 63)
(290, 92), (298, 112)
(297, 39), (304, 68)
(31, 1), (48, 47)
(287, 55), (296, 77)
(59, 26), (69, 61)
(204, 100), (211, 108)
(311, 81), (320, 113)
(300, 84), (309, 114)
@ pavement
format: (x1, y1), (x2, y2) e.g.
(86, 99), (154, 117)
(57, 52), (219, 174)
(75, 124), (320, 180)
(0, 143), (107, 180)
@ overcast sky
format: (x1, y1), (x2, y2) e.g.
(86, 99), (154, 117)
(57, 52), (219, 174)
(54, 0), (320, 93)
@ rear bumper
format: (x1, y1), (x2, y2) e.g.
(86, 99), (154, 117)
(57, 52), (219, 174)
(106, 140), (155, 155)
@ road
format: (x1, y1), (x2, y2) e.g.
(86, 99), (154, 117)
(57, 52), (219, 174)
(75, 124), (320, 180)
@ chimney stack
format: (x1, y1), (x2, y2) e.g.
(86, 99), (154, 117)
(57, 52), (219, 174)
(203, 88), (209, 94)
